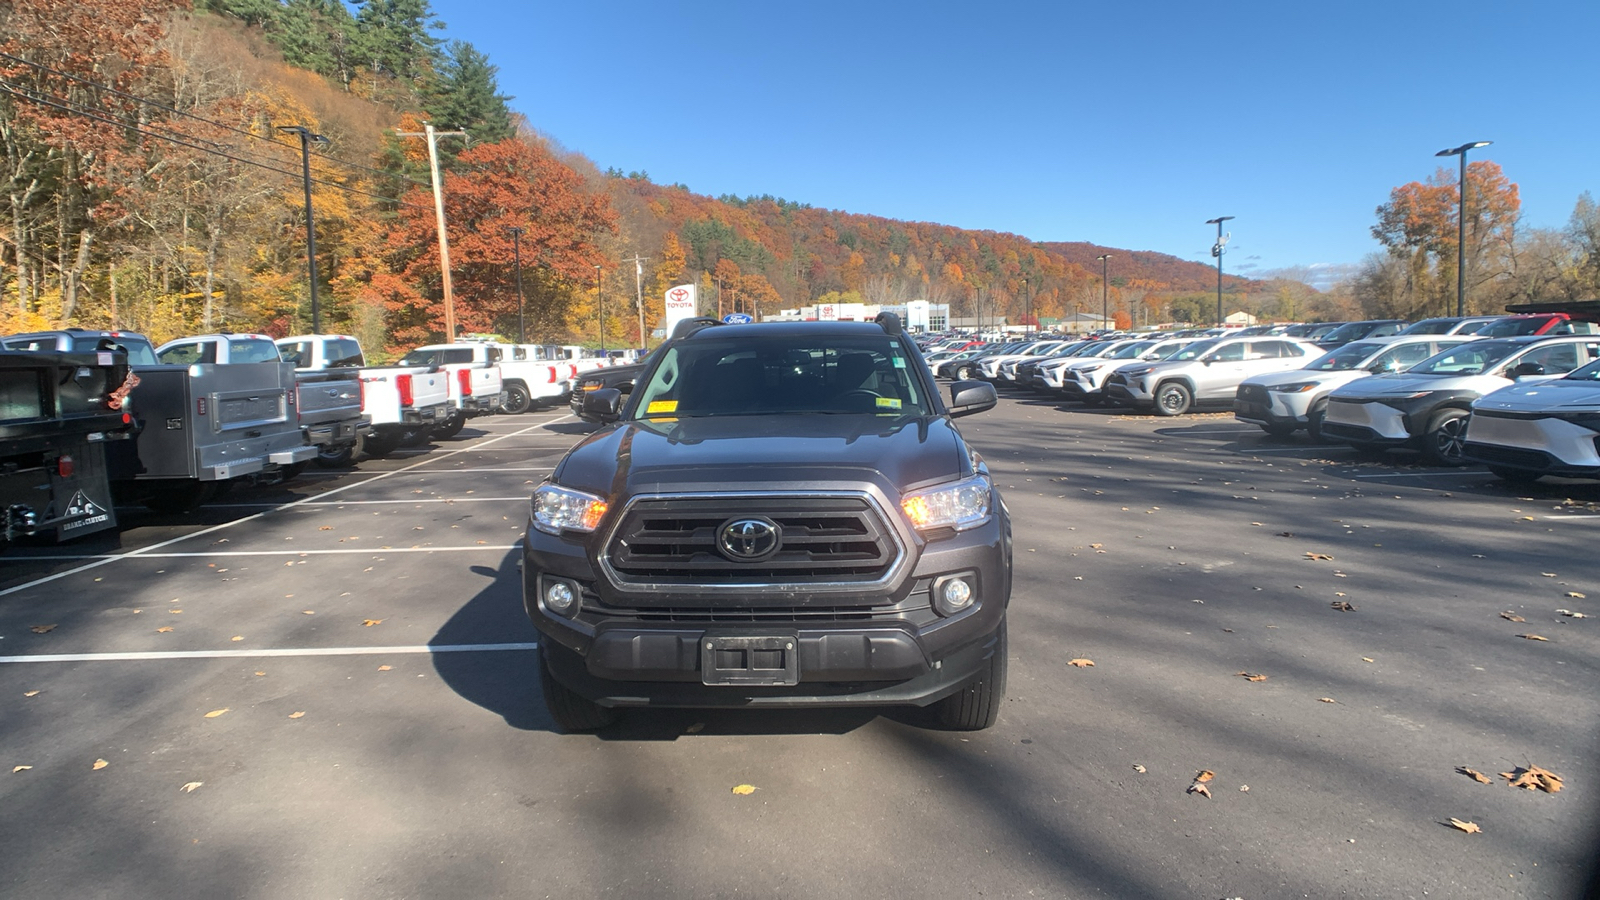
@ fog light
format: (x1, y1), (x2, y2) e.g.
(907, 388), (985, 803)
(933, 574), (976, 617)
(544, 580), (577, 616)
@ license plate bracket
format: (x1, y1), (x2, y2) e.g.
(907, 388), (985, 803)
(700, 634), (799, 686)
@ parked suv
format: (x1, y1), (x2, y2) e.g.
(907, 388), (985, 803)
(1463, 358), (1600, 482)
(1314, 319), (1408, 349)
(524, 315), (1012, 732)
(1320, 335), (1600, 465)
(1235, 334), (1478, 440)
(1104, 335), (1321, 416)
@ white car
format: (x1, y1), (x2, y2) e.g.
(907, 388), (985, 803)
(1055, 337), (1199, 403)
(1463, 359), (1600, 482)
(978, 340), (1073, 381)
(1235, 334), (1478, 440)
(1103, 335), (1324, 416)
(1320, 335), (1600, 465)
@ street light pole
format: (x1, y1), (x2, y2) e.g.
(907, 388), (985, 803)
(594, 264), (605, 354)
(506, 226), (525, 343)
(1206, 217), (1234, 328)
(1096, 253), (1112, 332)
(1435, 141), (1492, 317)
(1023, 277), (1030, 336)
(277, 125), (327, 333)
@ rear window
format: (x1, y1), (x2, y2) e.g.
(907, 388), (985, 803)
(328, 339), (364, 367)
(228, 339), (281, 364)
(157, 342), (215, 366)
(633, 333), (928, 418)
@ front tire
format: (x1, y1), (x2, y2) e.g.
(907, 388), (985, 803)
(954, 365), (972, 380)
(935, 621), (1007, 731)
(1153, 382), (1193, 417)
(1422, 408), (1470, 466)
(1306, 402), (1328, 442)
(502, 382), (532, 415)
(538, 641), (617, 732)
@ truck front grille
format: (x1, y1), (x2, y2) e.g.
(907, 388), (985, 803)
(605, 495), (902, 586)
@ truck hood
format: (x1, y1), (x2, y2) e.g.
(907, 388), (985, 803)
(1474, 378), (1600, 413)
(553, 415), (971, 500)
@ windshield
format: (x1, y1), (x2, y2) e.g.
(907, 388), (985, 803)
(1407, 340), (1524, 376)
(1305, 341), (1386, 371)
(1566, 360), (1600, 381)
(632, 332), (929, 418)
(1166, 338), (1222, 362)
(1398, 319), (1456, 335)
(1111, 341), (1156, 359)
(1475, 317), (1552, 337)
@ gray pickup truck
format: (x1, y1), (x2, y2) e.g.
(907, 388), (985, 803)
(157, 333), (367, 468)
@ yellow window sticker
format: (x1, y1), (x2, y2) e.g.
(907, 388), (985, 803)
(646, 400), (678, 414)
(875, 397), (902, 410)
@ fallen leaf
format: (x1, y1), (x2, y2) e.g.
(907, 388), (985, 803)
(302, 610), (315, 615)
(1237, 671), (1268, 682)
(1193, 770), (1215, 783)
(254, 672), (265, 677)
(362, 619), (383, 627)
(1457, 767), (1492, 785)
(1089, 543), (1103, 549)
(1500, 611), (1526, 622)
(1448, 818), (1482, 834)
(29, 624), (56, 634)
(203, 708), (229, 718)
(1067, 658), (1095, 668)
(1250, 522), (1262, 526)
(1318, 697), (1337, 704)
(156, 627), (174, 633)
(731, 784), (758, 795)
(1188, 782), (1211, 798)
(180, 782), (203, 793)
(168, 609), (182, 614)
(1542, 572), (1557, 577)
(1502, 765), (1562, 793)
(1133, 764), (1147, 773)
(1565, 591), (1586, 599)
(1361, 657), (1374, 663)
(92, 759), (108, 770)
(318, 526), (332, 531)
(377, 665), (392, 671)
(12, 765), (32, 773)
(23, 690), (39, 697)
(1305, 552), (1334, 561)
(1517, 634), (1550, 642)
(1559, 610), (1588, 619)
(230, 636), (243, 642)
(1519, 516), (1534, 521)
(288, 711), (305, 719)
(1331, 601), (1356, 612)
(1239, 785), (1250, 792)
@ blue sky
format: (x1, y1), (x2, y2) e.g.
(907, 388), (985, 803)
(432, 0), (1597, 283)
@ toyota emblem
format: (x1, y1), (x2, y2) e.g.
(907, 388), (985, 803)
(718, 517), (780, 561)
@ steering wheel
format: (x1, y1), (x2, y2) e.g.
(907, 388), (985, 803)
(838, 389), (884, 410)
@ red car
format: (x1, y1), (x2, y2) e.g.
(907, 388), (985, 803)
(1473, 313), (1599, 337)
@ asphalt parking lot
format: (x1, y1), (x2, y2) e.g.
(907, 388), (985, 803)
(2, 399), (1597, 899)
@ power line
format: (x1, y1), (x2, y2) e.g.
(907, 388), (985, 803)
(0, 50), (431, 191)
(0, 83), (429, 211)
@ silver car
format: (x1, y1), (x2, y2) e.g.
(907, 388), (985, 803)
(1056, 337), (1199, 404)
(1104, 336), (1323, 416)
(1463, 358), (1600, 482)
(1235, 334), (1478, 440)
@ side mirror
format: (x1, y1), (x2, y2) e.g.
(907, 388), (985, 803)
(947, 380), (997, 418)
(582, 387), (623, 421)
(1509, 361), (1546, 379)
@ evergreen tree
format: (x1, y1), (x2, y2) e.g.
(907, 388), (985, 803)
(353, 0), (444, 84)
(274, 0), (360, 89)
(423, 41), (514, 143)
(195, 0), (281, 28)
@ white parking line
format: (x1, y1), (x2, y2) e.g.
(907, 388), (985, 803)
(0, 417), (568, 598)
(1544, 515), (1600, 522)
(1352, 471), (1480, 479)
(0, 642), (539, 665)
(370, 466), (552, 474)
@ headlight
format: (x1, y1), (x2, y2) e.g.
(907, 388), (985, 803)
(1268, 381), (1320, 393)
(530, 484), (608, 535)
(901, 475), (992, 532)
(1123, 366), (1154, 377)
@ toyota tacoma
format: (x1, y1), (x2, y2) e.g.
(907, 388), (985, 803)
(522, 314), (1011, 731)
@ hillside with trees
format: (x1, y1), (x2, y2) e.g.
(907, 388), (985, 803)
(2, 1), (1593, 356)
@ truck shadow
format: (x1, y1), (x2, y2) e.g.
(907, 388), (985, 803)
(428, 550), (909, 738)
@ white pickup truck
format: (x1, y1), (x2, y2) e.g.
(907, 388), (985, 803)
(161, 333), (368, 468)
(453, 340), (601, 413)
(395, 344), (505, 437)
(276, 334), (452, 460)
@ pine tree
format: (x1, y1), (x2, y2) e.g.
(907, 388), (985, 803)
(352, 0), (444, 84)
(423, 41), (513, 142)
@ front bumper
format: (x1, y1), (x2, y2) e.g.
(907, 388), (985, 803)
(1462, 412), (1600, 477)
(523, 507), (1012, 706)
(1321, 398), (1416, 445)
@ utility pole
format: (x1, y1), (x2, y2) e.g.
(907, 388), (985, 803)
(277, 125), (328, 333)
(506, 226), (525, 343)
(622, 253), (650, 349)
(1207, 217), (1234, 328)
(1096, 254), (1112, 332)
(594, 265), (605, 353)
(396, 123), (468, 341)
